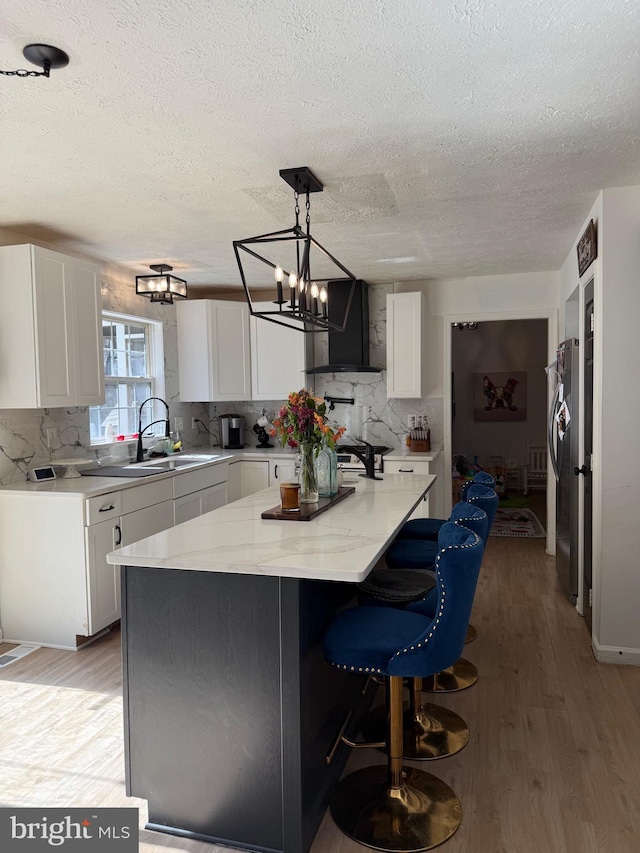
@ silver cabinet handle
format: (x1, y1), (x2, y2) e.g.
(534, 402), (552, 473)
(99, 504), (115, 512)
(399, 468), (414, 473)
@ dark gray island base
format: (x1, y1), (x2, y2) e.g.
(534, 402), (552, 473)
(121, 566), (374, 853)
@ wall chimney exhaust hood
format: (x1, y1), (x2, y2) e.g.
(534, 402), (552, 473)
(306, 279), (382, 374)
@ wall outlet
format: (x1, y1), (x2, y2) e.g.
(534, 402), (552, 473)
(191, 417), (198, 430)
(46, 428), (57, 448)
(175, 417), (184, 431)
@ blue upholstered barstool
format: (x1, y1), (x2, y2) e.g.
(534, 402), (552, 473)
(395, 471), (496, 542)
(323, 523), (484, 851)
(360, 508), (488, 760)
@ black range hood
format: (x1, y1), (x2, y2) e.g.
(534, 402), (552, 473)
(306, 279), (382, 374)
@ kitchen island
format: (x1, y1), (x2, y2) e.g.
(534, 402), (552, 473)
(108, 473), (435, 853)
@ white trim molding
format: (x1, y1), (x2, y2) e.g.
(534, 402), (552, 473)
(592, 636), (640, 666)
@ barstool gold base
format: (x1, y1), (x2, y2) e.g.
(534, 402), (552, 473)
(362, 704), (469, 760)
(422, 658), (478, 693)
(464, 624), (477, 643)
(403, 703), (469, 760)
(330, 764), (462, 852)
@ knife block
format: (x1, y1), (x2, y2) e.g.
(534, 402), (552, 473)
(410, 434), (430, 452)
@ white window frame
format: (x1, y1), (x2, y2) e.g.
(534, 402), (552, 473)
(89, 310), (165, 447)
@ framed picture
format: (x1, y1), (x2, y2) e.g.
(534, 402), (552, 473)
(577, 219), (597, 278)
(473, 372), (527, 422)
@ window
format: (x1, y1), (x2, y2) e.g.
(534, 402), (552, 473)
(89, 311), (165, 445)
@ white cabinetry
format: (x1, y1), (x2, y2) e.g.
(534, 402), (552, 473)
(386, 292), (425, 399)
(0, 461), (230, 649)
(384, 452), (443, 518)
(175, 482), (227, 524)
(227, 460), (270, 502)
(269, 457), (297, 485)
(0, 244), (103, 408)
(177, 300), (251, 402)
(249, 303), (307, 399)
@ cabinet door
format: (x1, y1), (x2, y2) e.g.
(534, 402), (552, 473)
(86, 518), (122, 635)
(269, 458), (297, 484)
(177, 300), (250, 402)
(33, 247), (75, 407)
(239, 460), (270, 497)
(250, 303), (306, 400)
(200, 481), (227, 513)
(120, 500), (175, 546)
(386, 292), (424, 399)
(228, 460), (269, 500)
(174, 492), (202, 525)
(71, 260), (104, 405)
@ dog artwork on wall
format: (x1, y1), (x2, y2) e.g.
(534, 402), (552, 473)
(473, 372), (527, 422)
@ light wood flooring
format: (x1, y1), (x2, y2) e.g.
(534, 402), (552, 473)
(2, 527), (640, 853)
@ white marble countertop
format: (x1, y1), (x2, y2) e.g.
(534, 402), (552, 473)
(384, 446), (441, 462)
(0, 448), (297, 497)
(107, 473), (436, 583)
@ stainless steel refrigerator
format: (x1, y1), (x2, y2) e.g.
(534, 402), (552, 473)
(549, 338), (579, 601)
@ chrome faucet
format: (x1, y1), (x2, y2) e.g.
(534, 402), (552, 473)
(350, 439), (383, 481)
(135, 397), (170, 463)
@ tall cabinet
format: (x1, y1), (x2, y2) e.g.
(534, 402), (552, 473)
(0, 244), (103, 408)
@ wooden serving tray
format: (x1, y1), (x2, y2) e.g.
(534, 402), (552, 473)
(261, 486), (356, 521)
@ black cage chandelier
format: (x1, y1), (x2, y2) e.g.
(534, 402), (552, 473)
(233, 167), (356, 333)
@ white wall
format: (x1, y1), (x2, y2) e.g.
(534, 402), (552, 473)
(451, 319), (548, 471)
(395, 272), (560, 396)
(560, 186), (640, 660)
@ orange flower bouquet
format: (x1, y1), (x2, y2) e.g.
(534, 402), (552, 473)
(271, 389), (345, 501)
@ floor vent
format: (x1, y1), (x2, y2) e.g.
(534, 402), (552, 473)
(0, 645), (39, 668)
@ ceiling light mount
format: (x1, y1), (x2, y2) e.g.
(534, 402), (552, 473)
(135, 264), (188, 306)
(233, 167), (357, 333)
(1, 44), (69, 78)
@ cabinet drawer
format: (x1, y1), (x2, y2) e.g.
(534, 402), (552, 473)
(85, 491), (122, 525)
(173, 462), (229, 499)
(121, 478), (173, 514)
(384, 459), (432, 475)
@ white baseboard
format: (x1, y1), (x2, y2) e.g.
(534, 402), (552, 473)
(592, 636), (640, 665)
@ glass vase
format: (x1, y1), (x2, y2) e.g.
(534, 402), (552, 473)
(316, 445), (338, 497)
(298, 443), (319, 503)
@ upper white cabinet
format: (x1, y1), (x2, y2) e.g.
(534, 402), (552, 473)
(249, 302), (307, 400)
(386, 291), (425, 399)
(0, 244), (103, 408)
(177, 299), (251, 402)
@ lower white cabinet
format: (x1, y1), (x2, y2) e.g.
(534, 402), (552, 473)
(0, 460), (231, 650)
(86, 500), (174, 634)
(384, 453), (443, 518)
(174, 481), (227, 524)
(269, 458), (297, 484)
(228, 460), (270, 502)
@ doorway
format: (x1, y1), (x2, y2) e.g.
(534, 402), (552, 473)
(443, 310), (558, 554)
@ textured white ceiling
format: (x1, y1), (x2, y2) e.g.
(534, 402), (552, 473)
(1, 0), (639, 288)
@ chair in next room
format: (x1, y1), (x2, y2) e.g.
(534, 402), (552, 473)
(322, 523), (484, 852)
(523, 438), (548, 496)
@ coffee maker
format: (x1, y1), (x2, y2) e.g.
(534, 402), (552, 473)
(219, 415), (245, 449)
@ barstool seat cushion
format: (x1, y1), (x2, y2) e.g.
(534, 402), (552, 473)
(386, 539), (439, 570)
(358, 568), (436, 605)
(397, 503), (488, 543)
(323, 606), (433, 675)
(396, 517), (446, 541)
